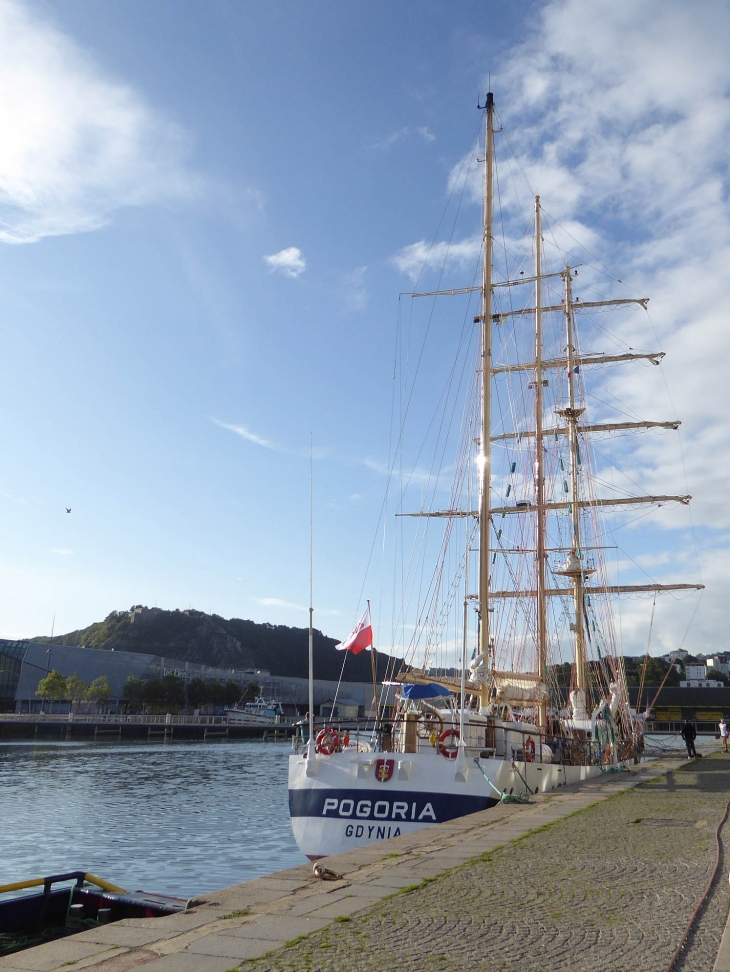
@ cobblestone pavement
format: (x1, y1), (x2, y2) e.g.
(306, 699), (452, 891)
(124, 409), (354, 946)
(241, 755), (730, 972)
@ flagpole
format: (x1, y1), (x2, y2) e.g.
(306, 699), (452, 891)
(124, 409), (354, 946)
(307, 434), (315, 759)
(368, 600), (380, 738)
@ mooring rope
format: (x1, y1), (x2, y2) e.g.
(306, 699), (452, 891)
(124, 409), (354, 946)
(665, 797), (730, 972)
(473, 757), (531, 804)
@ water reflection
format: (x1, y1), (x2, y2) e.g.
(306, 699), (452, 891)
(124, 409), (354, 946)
(0, 739), (303, 897)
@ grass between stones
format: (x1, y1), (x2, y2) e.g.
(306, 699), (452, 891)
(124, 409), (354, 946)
(238, 755), (730, 972)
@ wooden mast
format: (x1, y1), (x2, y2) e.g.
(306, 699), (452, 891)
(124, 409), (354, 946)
(534, 197), (548, 727)
(562, 268), (587, 696)
(478, 92), (494, 691)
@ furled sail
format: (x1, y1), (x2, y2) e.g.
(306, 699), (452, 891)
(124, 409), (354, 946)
(491, 671), (549, 704)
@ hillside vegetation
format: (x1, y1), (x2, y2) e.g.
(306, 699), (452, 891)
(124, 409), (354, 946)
(32, 606), (401, 683)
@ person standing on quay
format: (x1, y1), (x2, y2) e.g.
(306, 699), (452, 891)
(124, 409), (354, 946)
(720, 717), (729, 753)
(681, 719), (697, 760)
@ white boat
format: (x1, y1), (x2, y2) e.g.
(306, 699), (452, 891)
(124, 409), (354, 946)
(225, 696), (286, 725)
(288, 92), (703, 861)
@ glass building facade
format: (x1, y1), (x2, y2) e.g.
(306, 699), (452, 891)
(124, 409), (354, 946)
(0, 640), (30, 711)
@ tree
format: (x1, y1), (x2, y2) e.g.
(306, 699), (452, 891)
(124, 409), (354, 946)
(65, 674), (89, 712)
(37, 670), (67, 701)
(65, 674), (89, 702)
(160, 674), (185, 711)
(87, 675), (112, 704)
(123, 676), (146, 705)
(222, 679), (244, 706)
(187, 677), (211, 708)
(242, 679), (260, 702)
(141, 677), (164, 709)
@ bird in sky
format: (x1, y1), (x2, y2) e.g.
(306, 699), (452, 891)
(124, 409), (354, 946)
(65, 508), (71, 513)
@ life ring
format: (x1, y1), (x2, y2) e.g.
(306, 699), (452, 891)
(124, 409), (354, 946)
(342, 731), (350, 748)
(315, 728), (339, 755)
(524, 736), (536, 762)
(438, 728), (460, 759)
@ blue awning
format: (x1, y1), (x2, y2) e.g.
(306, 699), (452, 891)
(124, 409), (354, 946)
(399, 683), (453, 699)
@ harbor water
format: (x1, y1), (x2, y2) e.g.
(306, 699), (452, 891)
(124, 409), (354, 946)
(0, 739), (303, 898)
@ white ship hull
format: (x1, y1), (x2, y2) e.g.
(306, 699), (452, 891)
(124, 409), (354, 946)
(288, 749), (603, 860)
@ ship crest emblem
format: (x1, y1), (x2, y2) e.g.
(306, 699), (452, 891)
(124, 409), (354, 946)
(375, 758), (395, 783)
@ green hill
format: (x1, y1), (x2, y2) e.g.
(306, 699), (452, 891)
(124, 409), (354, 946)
(32, 606), (402, 683)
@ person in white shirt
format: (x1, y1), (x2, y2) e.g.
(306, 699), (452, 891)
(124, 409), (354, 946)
(719, 717), (728, 753)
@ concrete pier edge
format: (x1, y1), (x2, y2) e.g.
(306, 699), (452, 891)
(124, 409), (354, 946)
(2, 749), (726, 972)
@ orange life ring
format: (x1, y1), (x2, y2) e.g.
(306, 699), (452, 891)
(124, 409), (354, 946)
(524, 736), (536, 762)
(315, 728), (339, 755)
(342, 731), (350, 748)
(438, 728), (460, 759)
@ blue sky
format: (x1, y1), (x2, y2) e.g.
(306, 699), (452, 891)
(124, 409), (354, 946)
(0, 0), (725, 660)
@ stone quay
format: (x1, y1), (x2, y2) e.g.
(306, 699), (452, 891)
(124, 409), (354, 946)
(4, 748), (730, 972)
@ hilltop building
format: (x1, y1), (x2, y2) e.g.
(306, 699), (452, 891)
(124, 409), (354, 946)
(679, 664), (723, 688)
(707, 654), (730, 677)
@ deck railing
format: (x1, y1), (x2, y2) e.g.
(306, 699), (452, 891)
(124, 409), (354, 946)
(290, 718), (612, 766)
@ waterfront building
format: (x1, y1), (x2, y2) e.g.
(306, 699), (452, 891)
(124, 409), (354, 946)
(630, 685), (730, 727)
(0, 638), (384, 715)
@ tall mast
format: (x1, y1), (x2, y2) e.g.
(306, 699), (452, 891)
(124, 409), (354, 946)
(478, 92), (494, 684)
(561, 268), (588, 694)
(534, 198), (547, 727)
(307, 434), (315, 758)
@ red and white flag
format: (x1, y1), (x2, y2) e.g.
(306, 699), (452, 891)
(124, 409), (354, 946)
(335, 604), (373, 655)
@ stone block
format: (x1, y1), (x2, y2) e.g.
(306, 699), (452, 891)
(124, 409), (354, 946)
(138, 953), (237, 972)
(224, 915), (330, 941)
(184, 934), (278, 959)
(306, 895), (381, 920)
(0, 940), (109, 971)
(71, 925), (168, 948)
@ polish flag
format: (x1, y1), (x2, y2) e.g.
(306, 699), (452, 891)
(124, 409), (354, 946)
(336, 605), (373, 654)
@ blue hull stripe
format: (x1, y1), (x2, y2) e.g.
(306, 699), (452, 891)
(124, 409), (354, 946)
(288, 787), (497, 823)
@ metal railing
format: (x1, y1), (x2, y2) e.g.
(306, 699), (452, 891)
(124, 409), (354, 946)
(0, 713), (231, 726)
(290, 717), (612, 766)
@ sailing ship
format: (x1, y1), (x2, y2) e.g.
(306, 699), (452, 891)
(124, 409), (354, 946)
(288, 93), (703, 861)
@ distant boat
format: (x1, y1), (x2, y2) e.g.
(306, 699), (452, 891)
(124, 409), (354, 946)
(225, 696), (288, 725)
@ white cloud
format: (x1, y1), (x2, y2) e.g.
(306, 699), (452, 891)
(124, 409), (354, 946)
(253, 596), (306, 612)
(483, 0), (729, 653)
(0, 0), (195, 243)
(490, 0), (730, 510)
(391, 237), (481, 282)
(370, 126), (436, 151)
(386, 1), (726, 657)
(263, 246), (306, 278)
(49, 548), (73, 556)
(252, 596), (340, 617)
(212, 418), (276, 450)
